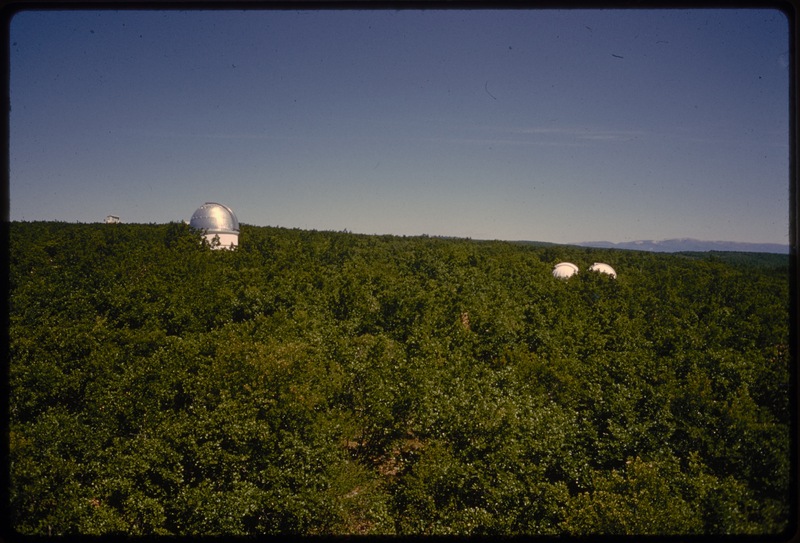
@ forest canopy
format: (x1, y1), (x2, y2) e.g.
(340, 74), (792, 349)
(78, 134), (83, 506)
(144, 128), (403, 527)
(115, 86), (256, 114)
(7, 221), (793, 536)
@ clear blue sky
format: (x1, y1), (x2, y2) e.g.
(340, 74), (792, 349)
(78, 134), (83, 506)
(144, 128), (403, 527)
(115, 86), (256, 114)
(9, 8), (790, 244)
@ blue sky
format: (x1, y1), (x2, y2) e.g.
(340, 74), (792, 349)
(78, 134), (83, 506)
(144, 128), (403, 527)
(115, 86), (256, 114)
(9, 8), (790, 244)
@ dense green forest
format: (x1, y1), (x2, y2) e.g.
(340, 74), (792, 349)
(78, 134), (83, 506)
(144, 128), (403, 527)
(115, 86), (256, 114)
(7, 221), (794, 536)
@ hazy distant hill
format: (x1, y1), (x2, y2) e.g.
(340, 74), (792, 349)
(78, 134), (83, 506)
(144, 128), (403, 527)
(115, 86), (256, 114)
(576, 238), (790, 254)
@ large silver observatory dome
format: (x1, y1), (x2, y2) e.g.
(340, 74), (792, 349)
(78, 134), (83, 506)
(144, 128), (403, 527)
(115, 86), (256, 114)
(189, 202), (240, 234)
(189, 202), (240, 249)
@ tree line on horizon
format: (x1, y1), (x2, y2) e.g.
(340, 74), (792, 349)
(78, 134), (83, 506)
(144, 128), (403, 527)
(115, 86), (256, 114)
(7, 221), (792, 536)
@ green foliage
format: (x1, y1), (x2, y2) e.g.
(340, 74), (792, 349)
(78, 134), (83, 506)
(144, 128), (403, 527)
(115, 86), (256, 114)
(8, 221), (792, 536)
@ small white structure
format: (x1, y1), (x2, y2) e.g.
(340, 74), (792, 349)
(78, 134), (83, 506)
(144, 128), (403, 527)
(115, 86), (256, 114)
(189, 202), (239, 249)
(104, 215), (120, 224)
(552, 262), (579, 279)
(589, 262), (617, 278)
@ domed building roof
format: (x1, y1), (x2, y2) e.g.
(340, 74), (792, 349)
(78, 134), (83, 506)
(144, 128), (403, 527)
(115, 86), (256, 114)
(589, 262), (617, 278)
(552, 262), (579, 279)
(189, 202), (240, 234)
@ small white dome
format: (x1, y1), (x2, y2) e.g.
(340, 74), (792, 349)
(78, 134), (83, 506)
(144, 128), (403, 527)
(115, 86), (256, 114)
(589, 262), (617, 278)
(553, 262), (579, 279)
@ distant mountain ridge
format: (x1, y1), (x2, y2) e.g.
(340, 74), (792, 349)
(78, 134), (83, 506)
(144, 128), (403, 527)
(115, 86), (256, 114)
(576, 238), (790, 254)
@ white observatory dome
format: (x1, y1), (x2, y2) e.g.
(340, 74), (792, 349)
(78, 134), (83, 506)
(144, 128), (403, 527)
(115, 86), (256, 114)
(189, 202), (239, 249)
(552, 262), (579, 279)
(589, 262), (617, 278)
